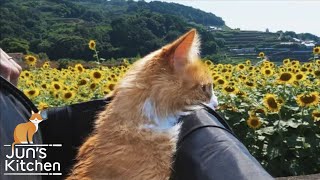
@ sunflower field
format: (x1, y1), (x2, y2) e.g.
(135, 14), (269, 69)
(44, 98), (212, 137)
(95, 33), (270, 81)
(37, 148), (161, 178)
(18, 46), (320, 177)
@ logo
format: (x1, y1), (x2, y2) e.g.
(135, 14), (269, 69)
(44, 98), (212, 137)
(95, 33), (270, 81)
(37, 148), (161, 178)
(3, 111), (62, 176)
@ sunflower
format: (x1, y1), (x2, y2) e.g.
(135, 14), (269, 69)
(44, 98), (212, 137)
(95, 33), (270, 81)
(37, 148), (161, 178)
(295, 73), (306, 81)
(88, 40), (96, 50)
(258, 52), (265, 58)
(283, 59), (290, 65)
(26, 80), (35, 87)
(261, 68), (274, 77)
(312, 110), (320, 123)
(300, 67), (308, 73)
(263, 94), (281, 112)
(204, 60), (213, 67)
(42, 62), (50, 68)
(90, 70), (103, 82)
(236, 63), (246, 71)
(236, 91), (247, 97)
(62, 91), (75, 101)
(89, 83), (97, 90)
(296, 92), (319, 107)
(254, 107), (267, 116)
(103, 81), (117, 95)
(313, 46), (320, 55)
(277, 97), (285, 105)
(78, 78), (88, 86)
(314, 70), (320, 78)
(75, 64), (85, 73)
(277, 72), (295, 84)
(247, 116), (262, 129)
(214, 78), (227, 86)
(213, 75), (222, 81)
(222, 85), (239, 94)
(41, 83), (48, 89)
(24, 89), (40, 99)
(245, 60), (251, 66)
(291, 60), (299, 66)
(24, 55), (37, 66)
(51, 82), (63, 91)
(38, 102), (49, 110)
(244, 79), (256, 88)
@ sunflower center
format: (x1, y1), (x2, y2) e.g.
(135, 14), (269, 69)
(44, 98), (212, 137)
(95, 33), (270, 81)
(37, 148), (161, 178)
(246, 82), (254, 87)
(217, 79), (225, 85)
(93, 72), (101, 79)
(300, 95), (316, 104)
(78, 66), (83, 72)
(54, 84), (61, 90)
(296, 74), (303, 80)
(250, 118), (259, 127)
(108, 84), (115, 91)
(28, 90), (35, 95)
(79, 79), (87, 85)
(90, 83), (96, 89)
(224, 86), (235, 92)
(314, 70), (320, 76)
(267, 97), (278, 109)
(64, 93), (72, 99)
(265, 70), (271, 74)
(313, 112), (320, 117)
(279, 73), (292, 81)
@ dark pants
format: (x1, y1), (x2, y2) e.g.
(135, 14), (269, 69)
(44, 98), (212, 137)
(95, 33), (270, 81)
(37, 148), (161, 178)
(1, 76), (273, 180)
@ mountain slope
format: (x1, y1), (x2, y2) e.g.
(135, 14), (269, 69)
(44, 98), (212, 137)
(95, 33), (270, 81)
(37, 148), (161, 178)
(0, 0), (224, 60)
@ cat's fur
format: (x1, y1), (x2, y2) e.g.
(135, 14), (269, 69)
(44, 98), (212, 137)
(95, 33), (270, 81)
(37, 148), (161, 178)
(67, 29), (217, 180)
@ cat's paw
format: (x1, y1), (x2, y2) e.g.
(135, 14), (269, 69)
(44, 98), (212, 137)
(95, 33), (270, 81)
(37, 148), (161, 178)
(29, 141), (34, 144)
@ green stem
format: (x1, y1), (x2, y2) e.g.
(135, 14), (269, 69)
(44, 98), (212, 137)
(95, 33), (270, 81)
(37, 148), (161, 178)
(94, 49), (100, 63)
(300, 107), (306, 148)
(277, 112), (285, 164)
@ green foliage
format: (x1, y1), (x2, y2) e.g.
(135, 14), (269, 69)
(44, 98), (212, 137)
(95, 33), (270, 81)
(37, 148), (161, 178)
(219, 84), (320, 177)
(0, 38), (30, 53)
(0, 0), (224, 60)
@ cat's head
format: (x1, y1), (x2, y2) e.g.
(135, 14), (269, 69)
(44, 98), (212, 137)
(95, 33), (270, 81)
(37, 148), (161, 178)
(118, 29), (217, 118)
(29, 111), (44, 124)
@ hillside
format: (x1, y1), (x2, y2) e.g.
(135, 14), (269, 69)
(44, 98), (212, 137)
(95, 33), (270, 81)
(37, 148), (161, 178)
(213, 30), (320, 62)
(1, 0), (318, 62)
(0, 0), (224, 60)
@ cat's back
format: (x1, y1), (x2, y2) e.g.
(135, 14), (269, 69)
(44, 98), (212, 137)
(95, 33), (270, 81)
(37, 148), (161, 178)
(15, 121), (35, 131)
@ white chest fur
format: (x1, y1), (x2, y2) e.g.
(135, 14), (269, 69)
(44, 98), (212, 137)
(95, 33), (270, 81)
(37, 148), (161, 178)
(142, 99), (182, 140)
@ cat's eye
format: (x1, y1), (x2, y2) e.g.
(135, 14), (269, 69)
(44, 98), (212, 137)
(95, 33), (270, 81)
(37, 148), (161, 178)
(201, 85), (206, 92)
(201, 84), (213, 92)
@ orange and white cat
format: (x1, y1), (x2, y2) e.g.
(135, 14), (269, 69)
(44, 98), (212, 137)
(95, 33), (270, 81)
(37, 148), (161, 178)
(68, 29), (218, 180)
(9, 111), (44, 157)
(13, 111), (43, 145)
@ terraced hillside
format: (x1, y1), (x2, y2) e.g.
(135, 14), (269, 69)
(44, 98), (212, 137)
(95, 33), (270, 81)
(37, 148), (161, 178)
(213, 30), (317, 62)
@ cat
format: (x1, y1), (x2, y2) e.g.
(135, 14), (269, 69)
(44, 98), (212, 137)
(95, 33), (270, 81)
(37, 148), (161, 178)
(67, 29), (218, 180)
(10, 111), (43, 155)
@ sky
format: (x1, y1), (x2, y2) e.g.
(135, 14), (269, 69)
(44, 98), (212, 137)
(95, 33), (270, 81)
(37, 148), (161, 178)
(147, 0), (320, 36)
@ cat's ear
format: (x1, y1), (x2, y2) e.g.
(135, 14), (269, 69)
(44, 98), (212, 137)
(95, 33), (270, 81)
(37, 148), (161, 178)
(38, 110), (41, 114)
(164, 29), (200, 71)
(31, 111), (34, 114)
